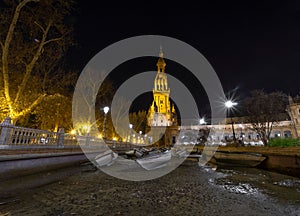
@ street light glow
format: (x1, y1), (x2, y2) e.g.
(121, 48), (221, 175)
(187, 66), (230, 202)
(104, 106), (109, 114)
(199, 118), (206, 125)
(225, 100), (238, 142)
(129, 124), (133, 129)
(225, 100), (237, 108)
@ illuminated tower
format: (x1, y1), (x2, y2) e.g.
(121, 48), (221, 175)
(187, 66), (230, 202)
(148, 47), (177, 127)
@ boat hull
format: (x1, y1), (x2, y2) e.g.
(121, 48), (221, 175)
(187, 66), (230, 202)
(95, 150), (118, 166)
(212, 151), (266, 167)
(136, 151), (172, 170)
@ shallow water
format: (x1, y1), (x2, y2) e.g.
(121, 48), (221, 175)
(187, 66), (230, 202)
(211, 166), (300, 207)
(0, 161), (299, 216)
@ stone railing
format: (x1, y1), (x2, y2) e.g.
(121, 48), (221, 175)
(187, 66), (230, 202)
(0, 118), (67, 148)
(0, 117), (134, 150)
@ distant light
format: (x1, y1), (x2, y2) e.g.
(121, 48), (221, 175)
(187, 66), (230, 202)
(199, 118), (206, 125)
(98, 134), (103, 138)
(113, 137), (117, 141)
(70, 129), (76, 135)
(139, 131), (142, 135)
(104, 106), (109, 114)
(34, 38), (40, 43)
(82, 125), (90, 133)
(129, 124), (133, 129)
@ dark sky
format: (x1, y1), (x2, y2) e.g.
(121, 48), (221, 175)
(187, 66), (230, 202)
(69, 0), (300, 116)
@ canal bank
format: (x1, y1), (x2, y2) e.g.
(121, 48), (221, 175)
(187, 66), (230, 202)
(197, 146), (300, 178)
(0, 146), (299, 183)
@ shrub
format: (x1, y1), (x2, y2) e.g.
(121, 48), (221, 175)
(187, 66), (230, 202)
(268, 138), (300, 147)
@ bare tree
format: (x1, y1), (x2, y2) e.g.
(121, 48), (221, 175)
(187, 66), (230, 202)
(0, 0), (75, 124)
(243, 90), (287, 145)
(130, 111), (148, 133)
(72, 67), (114, 136)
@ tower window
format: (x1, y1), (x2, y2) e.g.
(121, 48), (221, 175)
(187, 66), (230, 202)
(160, 100), (163, 104)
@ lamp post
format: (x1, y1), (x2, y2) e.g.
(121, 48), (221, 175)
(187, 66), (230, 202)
(129, 124), (133, 143)
(225, 100), (237, 142)
(103, 106), (109, 141)
(238, 124), (243, 139)
(139, 131), (142, 144)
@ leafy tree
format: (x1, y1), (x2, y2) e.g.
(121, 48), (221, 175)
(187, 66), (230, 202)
(0, 0), (75, 124)
(243, 90), (287, 146)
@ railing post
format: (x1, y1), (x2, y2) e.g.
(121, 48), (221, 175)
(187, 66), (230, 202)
(0, 117), (14, 145)
(85, 133), (90, 146)
(57, 128), (65, 147)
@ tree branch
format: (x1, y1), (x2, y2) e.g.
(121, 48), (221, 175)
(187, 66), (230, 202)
(14, 20), (52, 104)
(2, 0), (39, 115)
(44, 35), (64, 45)
(34, 21), (45, 33)
(16, 93), (69, 118)
(16, 92), (46, 119)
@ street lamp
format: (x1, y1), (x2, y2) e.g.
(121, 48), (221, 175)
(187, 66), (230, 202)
(238, 123), (244, 142)
(103, 106), (109, 141)
(129, 124), (133, 143)
(225, 100), (237, 142)
(139, 131), (142, 144)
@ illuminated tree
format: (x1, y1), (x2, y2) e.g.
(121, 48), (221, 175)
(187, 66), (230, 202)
(0, 0), (75, 124)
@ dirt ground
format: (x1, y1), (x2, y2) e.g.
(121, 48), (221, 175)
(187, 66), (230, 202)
(1, 162), (299, 216)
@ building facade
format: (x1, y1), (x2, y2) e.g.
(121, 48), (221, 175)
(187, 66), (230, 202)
(287, 96), (300, 138)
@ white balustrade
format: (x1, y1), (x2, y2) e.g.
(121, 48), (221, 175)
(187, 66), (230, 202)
(0, 117), (133, 150)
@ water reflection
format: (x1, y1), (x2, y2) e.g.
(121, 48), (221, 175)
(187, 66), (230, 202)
(200, 164), (300, 206)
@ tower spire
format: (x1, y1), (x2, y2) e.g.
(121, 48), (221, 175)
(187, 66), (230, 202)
(159, 46), (163, 58)
(157, 46), (166, 73)
(148, 47), (177, 128)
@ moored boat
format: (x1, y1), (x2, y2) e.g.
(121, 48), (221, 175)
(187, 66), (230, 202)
(212, 151), (266, 167)
(171, 147), (188, 158)
(94, 150), (118, 166)
(125, 148), (146, 158)
(136, 150), (172, 170)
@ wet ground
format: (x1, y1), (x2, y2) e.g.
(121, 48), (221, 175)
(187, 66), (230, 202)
(0, 161), (299, 216)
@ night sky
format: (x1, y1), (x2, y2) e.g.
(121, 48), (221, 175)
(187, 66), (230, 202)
(68, 0), (300, 116)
